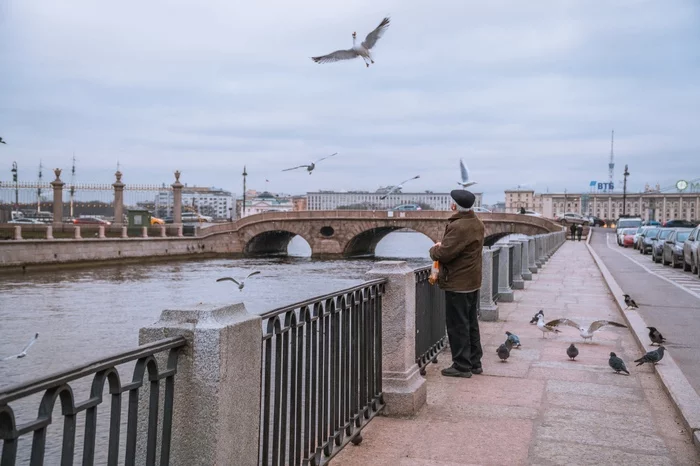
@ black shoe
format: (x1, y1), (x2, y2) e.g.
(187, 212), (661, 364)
(441, 366), (472, 378)
(472, 367), (483, 375)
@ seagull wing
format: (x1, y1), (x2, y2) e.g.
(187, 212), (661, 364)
(398, 175), (420, 186)
(546, 318), (580, 329)
(460, 159), (469, 183)
(589, 320), (628, 333)
(282, 165), (310, 172)
(361, 17), (390, 50)
(246, 271), (261, 280)
(311, 49), (359, 64)
(20, 333), (39, 354)
(217, 277), (241, 286)
(314, 152), (338, 163)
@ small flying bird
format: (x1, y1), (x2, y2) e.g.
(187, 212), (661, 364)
(609, 352), (630, 375)
(0, 137), (6, 144)
(282, 153), (337, 175)
(216, 271), (261, 291)
(546, 318), (628, 342)
(647, 326), (666, 346)
(623, 294), (638, 309)
(505, 331), (521, 349)
(530, 309), (544, 324)
(497, 343), (510, 362)
(537, 314), (561, 338)
(634, 346), (666, 366)
(311, 17), (391, 68)
(458, 159), (476, 188)
(379, 175), (420, 200)
(566, 343), (579, 361)
(2, 333), (39, 361)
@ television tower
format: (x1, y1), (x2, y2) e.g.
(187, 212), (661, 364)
(608, 130), (615, 191)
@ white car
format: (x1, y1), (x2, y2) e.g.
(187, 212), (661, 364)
(557, 212), (590, 226)
(473, 207), (492, 213)
(8, 218), (43, 224)
(522, 210), (543, 217)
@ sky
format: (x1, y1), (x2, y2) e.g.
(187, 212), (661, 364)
(1, 0), (699, 204)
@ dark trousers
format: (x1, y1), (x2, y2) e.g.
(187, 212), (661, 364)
(445, 290), (483, 372)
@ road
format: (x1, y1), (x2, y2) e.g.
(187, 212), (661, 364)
(589, 227), (700, 397)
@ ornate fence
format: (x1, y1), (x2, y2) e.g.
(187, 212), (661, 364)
(414, 267), (447, 374)
(259, 279), (386, 466)
(0, 336), (186, 466)
(491, 248), (500, 303)
(508, 246), (514, 288)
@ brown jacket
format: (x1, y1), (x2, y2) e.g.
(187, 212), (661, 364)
(429, 210), (485, 292)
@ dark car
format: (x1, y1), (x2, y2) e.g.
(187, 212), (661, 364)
(682, 226), (700, 273)
(663, 219), (697, 228)
(639, 227), (659, 255)
(651, 228), (673, 263)
(588, 216), (606, 227)
(662, 228), (693, 267)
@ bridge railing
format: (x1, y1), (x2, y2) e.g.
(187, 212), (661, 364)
(491, 248), (500, 303)
(0, 336), (187, 466)
(414, 267), (447, 374)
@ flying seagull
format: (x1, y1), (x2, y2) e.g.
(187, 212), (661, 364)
(623, 294), (638, 309)
(216, 271), (261, 291)
(634, 346), (665, 366)
(537, 314), (561, 338)
(647, 327), (666, 346)
(505, 331), (521, 349)
(458, 159), (476, 188)
(0, 137), (6, 144)
(380, 175), (420, 200)
(530, 309), (544, 324)
(312, 17), (391, 68)
(2, 333), (39, 361)
(609, 352), (630, 375)
(546, 318), (628, 342)
(282, 153), (337, 175)
(497, 343), (510, 362)
(566, 343), (579, 361)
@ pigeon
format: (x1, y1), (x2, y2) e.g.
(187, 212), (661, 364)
(566, 343), (579, 360)
(0, 137), (6, 144)
(216, 271), (261, 291)
(623, 294), (638, 309)
(537, 314), (561, 338)
(311, 17), (390, 68)
(634, 346), (666, 366)
(380, 176), (420, 200)
(529, 309), (544, 324)
(505, 331), (521, 348)
(458, 159), (476, 188)
(647, 327), (666, 346)
(609, 352), (630, 375)
(2, 333), (39, 361)
(497, 343), (510, 362)
(503, 337), (514, 352)
(546, 318), (627, 342)
(282, 153), (337, 175)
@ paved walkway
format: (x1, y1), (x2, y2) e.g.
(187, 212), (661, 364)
(333, 240), (700, 465)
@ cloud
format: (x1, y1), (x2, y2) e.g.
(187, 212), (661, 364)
(1, 0), (699, 203)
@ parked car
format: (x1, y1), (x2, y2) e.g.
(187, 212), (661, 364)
(8, 218), (43, 224)
(616, 217), (643, 245)
(522, 210), (543, 217)
(622, 228), (637, 248)
(150, 216), (165, 225)
(663, 219), (697, 228)
(639, 227), (659, 255)
(587, 216), (606, 227)
(661, 228), (693, 267)
(73, 217), (111, 225)
(682, 226), (700, 273)
(643, 220), (662, 226)
(633, 226), (653, 250)
(651, 228), (674, 263)
(393, 204), (422, 211)
(558, 212), (590, 226)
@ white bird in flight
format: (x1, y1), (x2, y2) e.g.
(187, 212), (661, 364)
(2, 333), (39, 360)
(537, 315), (561, 338)
(311, 17), (391, 68)
(546, 318), (627, 342)
(217, 271), (261, 291)
(282, 153), (337, 175)
(380, 175), (420, 200)
(458, 159), (477, 188)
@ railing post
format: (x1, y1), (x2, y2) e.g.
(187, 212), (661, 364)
(527, 237), (538, 273)
(138, 303), (262, 466)
(74, 226), (81, 239)
(514, 239), (533, 280)
(46, 225), (53, 239)
(142, 226), (148, 238)
(98, 225), (105, 239)
(113, 171), (125, 226)
(508, 241), (525, 289)
(13, 225), (22, 241)
(172, 170), (183, 226)
(496, 245), (514, 302)
(479, 248), (499, 321)
(51, 168), (64, 226)
(177, 225), (183, 237)
(160, 225), (167, 237)
(538, 234), (548, 265)
(121, 226), (128, 238)
(366, 261), (426, 416)
(534, 235), (544, 266)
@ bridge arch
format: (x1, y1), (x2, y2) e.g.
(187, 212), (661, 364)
(243, 229), (313, 257)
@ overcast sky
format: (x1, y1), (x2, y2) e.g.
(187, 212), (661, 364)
(1, 0), (699, 203)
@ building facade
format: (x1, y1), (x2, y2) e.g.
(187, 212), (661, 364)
(155, 187), (234, 220)
(504, 189), (536, 213)
(237, 191), (294, 218)
(306, 191), (482, 211)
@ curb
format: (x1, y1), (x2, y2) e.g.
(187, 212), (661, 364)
(585, 229), (700, 453)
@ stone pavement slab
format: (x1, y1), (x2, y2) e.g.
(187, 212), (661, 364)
(332, 241), (700, 466)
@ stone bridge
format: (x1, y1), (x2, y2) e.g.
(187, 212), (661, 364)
(199, 211), (563, 258)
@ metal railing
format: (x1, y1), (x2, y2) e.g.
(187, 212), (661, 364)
(0, 336), (187, 466)
(414, 267), (447, 374)
(508, 246), (514, 288)
(259, 279), (386, 466)
(491, 248), (500, 303)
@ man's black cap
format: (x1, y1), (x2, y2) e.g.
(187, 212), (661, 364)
(450, 189), (475, 209)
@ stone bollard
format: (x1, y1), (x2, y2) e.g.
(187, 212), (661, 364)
(508, 241), (525, 289)
(121, 226), (128, 238)
(73, 226), (81, 239)
(515, 239), (533, 280)
(366, 261), (426, 416)
(537, 234), (547, 265)
(142, 226), (148, 238)
(160, 225), (167, 237)
(496, 245), (514, 302)
(98, 226), (105, 239)
(46, 225), (53, 240)
(479, 248), (499, 321)
(13, 226), (22, 241)
(527, 237), (538, 273)
(138, 303), (262, 466)
(177, 225), (183, 238)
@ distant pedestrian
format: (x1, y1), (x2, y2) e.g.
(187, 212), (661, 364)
(576, 224), (583, 241)
(430, 189), (485, 378)
(520, 207), (526, 214)
(570, 224), (576, 240)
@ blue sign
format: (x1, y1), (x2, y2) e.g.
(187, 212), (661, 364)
(589, 180), (597, 187)
(597, 182), (614, 191)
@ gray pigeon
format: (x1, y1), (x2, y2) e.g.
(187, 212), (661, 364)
(497, 343), (510, 362)
(504, 337), (514, 352)
(566, 343), (579, 361)
(530, 309), (544, 324)
(505, 331), (521, 348)
(647, 327), (666, 346)
(609, 352), (629, 375)
(634, 346), (665, 366)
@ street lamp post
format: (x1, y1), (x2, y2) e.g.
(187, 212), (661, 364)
(242, 165), (247, 219)
(622, 165), (630, 216)
(11, 161), (18, 211)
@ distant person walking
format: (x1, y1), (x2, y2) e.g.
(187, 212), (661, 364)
(576, 224), (583, 241)
(520, 207), (526, 214)
(570, 223), (576, 241)
(429, 190), (485, 378)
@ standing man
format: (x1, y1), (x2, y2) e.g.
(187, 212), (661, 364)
(576, 223), (583, 241)
(429, 190), (485, 378)
(570, 223), (576, 240)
